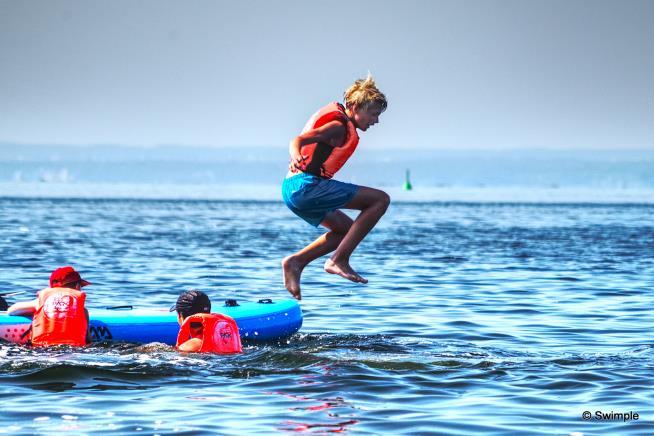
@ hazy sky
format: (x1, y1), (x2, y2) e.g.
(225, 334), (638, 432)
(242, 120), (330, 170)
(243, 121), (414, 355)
(1, 0), (653, 149)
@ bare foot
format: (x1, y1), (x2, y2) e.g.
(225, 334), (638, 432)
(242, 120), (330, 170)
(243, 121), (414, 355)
(324, 259), (368, 284)
(282, 256), (304, 300)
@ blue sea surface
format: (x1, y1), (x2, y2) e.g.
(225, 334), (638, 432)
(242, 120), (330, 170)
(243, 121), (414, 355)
(1, 197), (653, 434)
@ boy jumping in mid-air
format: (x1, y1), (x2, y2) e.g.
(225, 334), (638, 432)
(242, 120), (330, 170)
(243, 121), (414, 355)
(282, 74), (389, 300)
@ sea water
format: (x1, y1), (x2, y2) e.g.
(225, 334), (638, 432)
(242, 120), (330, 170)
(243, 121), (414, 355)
(1, 197), (653, 435)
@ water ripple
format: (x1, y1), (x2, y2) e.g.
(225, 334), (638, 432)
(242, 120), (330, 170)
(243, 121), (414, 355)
(1, 199), (653, 434)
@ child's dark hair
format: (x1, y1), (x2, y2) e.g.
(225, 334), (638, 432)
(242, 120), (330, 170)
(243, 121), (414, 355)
(171, 290), (211, 318)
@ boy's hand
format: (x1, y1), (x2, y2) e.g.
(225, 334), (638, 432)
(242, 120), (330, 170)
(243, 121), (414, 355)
(289, 150), (306, 171)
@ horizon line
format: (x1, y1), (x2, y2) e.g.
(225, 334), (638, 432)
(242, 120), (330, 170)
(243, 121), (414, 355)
(2, 141), (653, 152)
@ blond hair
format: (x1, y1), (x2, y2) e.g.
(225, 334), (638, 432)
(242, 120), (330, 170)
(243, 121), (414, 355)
(343, 73), (387, 112)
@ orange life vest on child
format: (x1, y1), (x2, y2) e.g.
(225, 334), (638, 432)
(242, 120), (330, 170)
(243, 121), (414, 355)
(176, 313), (243, 354)
(291, 102), (360, 179)
(31, 287), (87, 347)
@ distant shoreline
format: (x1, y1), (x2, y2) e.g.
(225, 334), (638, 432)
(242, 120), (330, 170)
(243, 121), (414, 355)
(2, 182), (653, 205)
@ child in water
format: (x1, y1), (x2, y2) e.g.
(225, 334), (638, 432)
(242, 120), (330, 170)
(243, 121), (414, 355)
(171, 290), (242, 354)
(282, 74), (389, 300)
(7, 266), (91, 346)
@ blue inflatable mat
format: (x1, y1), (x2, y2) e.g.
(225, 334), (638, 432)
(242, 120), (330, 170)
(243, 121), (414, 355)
(0, 298), (302, 345)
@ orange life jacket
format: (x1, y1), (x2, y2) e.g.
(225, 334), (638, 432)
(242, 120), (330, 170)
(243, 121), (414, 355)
(31, 287), (87, 347)
(176, 313), (243, 354)
(291, 102), (360, 179)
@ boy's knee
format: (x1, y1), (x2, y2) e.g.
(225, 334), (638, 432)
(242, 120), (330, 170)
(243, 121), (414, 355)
(377, 191), (391, 211)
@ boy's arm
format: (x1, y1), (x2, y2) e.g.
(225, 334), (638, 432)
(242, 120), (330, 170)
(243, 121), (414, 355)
(85, 309), (92, 343)
(178, 338), (202, 352)
(289, 121), (346, 167)
(7, 299), (39, 316)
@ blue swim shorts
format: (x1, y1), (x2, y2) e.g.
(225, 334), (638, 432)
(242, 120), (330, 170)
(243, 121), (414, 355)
(282, 173), (360, 227)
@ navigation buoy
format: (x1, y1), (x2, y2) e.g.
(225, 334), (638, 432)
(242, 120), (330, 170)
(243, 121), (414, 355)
(403, 169), (413, 191)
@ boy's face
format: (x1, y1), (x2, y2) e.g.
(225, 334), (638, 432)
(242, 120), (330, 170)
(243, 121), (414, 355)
(352, 103), (383, 131)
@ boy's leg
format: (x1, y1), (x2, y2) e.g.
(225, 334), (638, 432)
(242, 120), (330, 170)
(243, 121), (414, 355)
(324, 186), (390, 284)
(282, 210), (353, 299)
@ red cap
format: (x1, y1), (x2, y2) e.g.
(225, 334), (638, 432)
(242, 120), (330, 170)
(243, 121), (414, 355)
(49, 266), (91, 288)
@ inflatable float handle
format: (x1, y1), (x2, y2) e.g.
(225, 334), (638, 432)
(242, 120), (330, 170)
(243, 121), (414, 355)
(224, 299), (240, 307)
